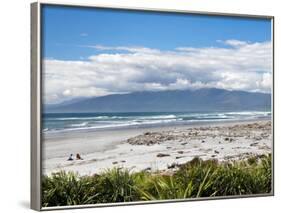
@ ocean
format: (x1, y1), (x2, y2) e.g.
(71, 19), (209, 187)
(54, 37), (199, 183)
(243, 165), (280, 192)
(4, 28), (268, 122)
(42, 111), (271, 134)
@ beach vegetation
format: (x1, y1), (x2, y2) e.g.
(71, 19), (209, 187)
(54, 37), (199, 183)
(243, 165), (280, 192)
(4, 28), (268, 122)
(42, 154), (272, 207)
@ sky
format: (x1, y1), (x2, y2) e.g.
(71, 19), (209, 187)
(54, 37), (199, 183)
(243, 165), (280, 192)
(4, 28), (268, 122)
(42, 5), (272, 104)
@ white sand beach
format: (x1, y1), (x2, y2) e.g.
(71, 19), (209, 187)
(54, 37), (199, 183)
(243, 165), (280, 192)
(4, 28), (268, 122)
(42, 119), (272, 176)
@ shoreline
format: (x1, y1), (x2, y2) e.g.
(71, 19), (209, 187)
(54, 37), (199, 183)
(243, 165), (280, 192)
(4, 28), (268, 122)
(44, 116), (271, 139)
(42, 118), (272, 176)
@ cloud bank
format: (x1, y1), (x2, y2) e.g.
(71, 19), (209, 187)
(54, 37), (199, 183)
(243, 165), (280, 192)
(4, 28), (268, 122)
(43, 40), (272, 104)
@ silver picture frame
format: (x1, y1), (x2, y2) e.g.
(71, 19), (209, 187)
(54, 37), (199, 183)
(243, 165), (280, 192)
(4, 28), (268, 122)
(31, 1), (274, 211)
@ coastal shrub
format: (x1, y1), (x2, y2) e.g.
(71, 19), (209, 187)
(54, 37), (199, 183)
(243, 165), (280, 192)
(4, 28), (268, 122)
(93, 168), (140, 203)
(174, 158), (219, 197)
(42, 171), (99, 207)
(42, 155), (272, 207)
(136, 175), (195, 200)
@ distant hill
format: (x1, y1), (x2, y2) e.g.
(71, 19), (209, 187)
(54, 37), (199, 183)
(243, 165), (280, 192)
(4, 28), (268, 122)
(44, 88), (271, 113)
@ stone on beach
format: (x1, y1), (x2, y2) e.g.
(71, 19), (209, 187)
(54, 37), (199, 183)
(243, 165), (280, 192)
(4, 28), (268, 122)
(157, 153), (170, 157)
(127, 131), (178, 145)
(167, 163), (178, 169)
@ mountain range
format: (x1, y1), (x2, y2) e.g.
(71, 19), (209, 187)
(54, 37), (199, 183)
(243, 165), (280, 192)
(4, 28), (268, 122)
(44, 88), (271, 113)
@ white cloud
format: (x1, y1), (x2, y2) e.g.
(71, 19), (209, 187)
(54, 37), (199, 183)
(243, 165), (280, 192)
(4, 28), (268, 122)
(82, 44), (161, 54)
(218, 39), (249, 47)
(43, 40), (272, 104)
(80, 33), (88, 37)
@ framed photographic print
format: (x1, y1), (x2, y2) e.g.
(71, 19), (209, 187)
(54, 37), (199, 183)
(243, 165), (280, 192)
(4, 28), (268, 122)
(31, 1), (274, 211)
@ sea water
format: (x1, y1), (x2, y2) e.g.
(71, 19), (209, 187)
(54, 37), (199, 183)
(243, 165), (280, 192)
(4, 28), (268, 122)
(42, 111), (271, 134)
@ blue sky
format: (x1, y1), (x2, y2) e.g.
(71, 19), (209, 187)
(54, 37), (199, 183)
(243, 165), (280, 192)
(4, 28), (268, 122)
(42, 5), (271, 60)
(42, 5), (272, 104)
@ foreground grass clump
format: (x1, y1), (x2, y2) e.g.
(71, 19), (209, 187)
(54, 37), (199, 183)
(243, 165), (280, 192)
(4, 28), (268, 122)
(42, 155), (272, 207)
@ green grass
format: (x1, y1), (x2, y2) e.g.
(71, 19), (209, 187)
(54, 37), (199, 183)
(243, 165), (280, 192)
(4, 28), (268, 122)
(42, 154), (272, 207)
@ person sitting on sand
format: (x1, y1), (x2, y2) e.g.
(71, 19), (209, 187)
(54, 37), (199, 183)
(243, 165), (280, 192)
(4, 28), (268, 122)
(76, 153), (83, 160)
(67, 154), (74, 161)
